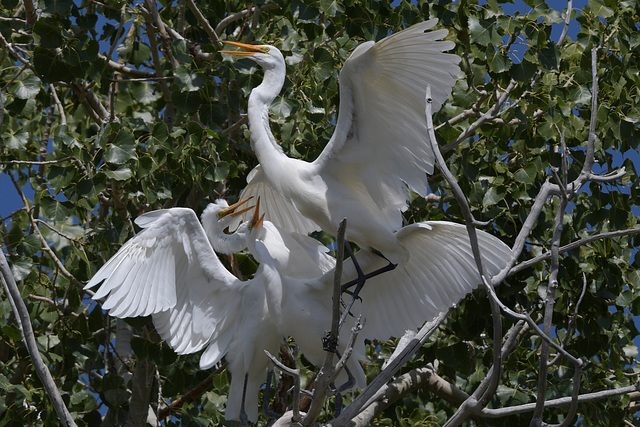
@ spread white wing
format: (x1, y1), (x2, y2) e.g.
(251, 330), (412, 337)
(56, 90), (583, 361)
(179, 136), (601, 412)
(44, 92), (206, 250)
(313, 20), (461, 224)
(349, 222), (512, 341)
(85, 208), (245, 355)
(239, 164), (321, 235)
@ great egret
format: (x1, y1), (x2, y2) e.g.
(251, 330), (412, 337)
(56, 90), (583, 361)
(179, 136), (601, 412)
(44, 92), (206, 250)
(221, 19), (461, 265)
(85, 197), (512, 423)
(84, 199), (358, 423)
(200, 198), (256, 254)
(85, 201), (280, 423)
(222, 199), (513, 399)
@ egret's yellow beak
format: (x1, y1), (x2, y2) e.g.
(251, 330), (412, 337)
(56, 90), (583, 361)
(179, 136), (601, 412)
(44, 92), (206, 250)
(217, 197), (255, 220)
(220, 41), (269, 56)
(249, 197), (265, 231)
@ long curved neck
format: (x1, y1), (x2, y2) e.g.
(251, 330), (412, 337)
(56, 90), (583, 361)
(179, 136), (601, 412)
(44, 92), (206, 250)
(248, 66), (289, 176)
(249, 233), (284, 318)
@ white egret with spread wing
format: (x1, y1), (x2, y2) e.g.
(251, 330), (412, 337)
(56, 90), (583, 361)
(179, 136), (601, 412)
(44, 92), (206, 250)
(221, 19), (461, 265)
(85, 196), (513, 423)
(85, 201), (279, 423)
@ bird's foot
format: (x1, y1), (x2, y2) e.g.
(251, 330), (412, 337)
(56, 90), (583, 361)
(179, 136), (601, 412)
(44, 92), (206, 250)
(322, 330), (338, 353)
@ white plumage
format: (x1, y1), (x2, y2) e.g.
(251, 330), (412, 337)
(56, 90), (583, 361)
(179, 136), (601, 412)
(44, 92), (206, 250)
(222, 19), (462, 263)
(86, 198), (512, 422)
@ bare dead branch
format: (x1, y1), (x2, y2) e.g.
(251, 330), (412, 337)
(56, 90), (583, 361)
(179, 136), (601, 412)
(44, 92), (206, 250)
(8, 174), (87, 291)
(0, 156), (74, 165)
(327, 308), (453, 426)
(156, 366), (225, 419)
(265, 350), (303, 423)
(532, 135), (573, 426)
(481, 383), (640, 418)
(143, 0), (178, 69)
(442, 79), (518, 154)
(0, 255), (77, 427)
(509, 228), (640, 275)
(557, 0), (573, 46)
(22, 0), (39, 27)
(301, 218), (347, 426)
(99, 54), (156, 78)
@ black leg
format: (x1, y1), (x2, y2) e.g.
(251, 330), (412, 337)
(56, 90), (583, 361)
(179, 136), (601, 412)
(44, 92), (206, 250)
(339, 246), (397, 329)
(334, 388), (344, 416)
(261, 369), (281, 419)
(238, 373), (249, 427)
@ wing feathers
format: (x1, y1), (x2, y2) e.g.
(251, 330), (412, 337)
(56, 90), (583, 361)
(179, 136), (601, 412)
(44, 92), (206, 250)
(358, 222), (511, 341)
(315, 20), (461, 225)
(239, 165), (321, 235)
(85, 207), (243, 359)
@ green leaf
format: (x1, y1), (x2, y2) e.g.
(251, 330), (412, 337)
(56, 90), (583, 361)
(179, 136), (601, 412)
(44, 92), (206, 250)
(172, 90), (202, 113)
(54, 125), (81, 148)
(33, 46), (74, 83)
(623, 343), (638, 359)
(48, 165), (77, 191)
(538, 45), (560, 71)
(616, 289), (634, 306)
(104, 130), (137, 164)
(174, 65), (206, 92)
(270, 97), (297, 118)
(117, 41), (152, 67)
(41, 0), (73, 14)
(214, 161), (229, 182)
(8, 73), (42, 99)
(468, 16), (502, 46)
(291, 0), (319, 23)
(486, 48), (512, 73)
(32, 19), (63, 49)
(104, 167), (133, 181)
(130, 82), (163, 104)
(590, 0), (615, 18)
(171, 39), (192, 63)
(41, 196), (73, 222)
(20, 233), (41, 254)
(482, 185), (505, 207)
(1, 325), (22, 341)
(3, 129), (29, 149)
(569, 85), (592, 105)
(37, 334), (60, 351)
(9, 256), (32, 282)
(320, 0), (345, 16)
(312, 47), (335, 82)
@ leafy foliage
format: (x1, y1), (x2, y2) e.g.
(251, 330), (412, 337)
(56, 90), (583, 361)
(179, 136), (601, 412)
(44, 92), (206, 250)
(0, 0), (639, 425)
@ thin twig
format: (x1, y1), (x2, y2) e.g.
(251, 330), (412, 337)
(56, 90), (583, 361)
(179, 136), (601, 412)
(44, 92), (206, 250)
(509, 228), (640, 275)
(0, 156), (74, 165)
(214, 4), (279, 38)
(265, 350), (302, 422)
(557, 0), (573, 47)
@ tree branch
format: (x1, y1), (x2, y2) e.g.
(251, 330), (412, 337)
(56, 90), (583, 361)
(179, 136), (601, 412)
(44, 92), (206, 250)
(509, 228), (640, 275)
(327, 308), (453, 426)
(301, 218), (347, 425)
(0, 255), (77, 426)
(186, 0), (221, 45)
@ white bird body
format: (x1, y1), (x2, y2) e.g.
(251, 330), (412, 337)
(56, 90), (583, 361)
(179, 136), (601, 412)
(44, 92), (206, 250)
(85, 199), (513, 422)
(85, 205), (278, 423)
(224, 20), (462, 263)
(239, 209), (513, 390)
